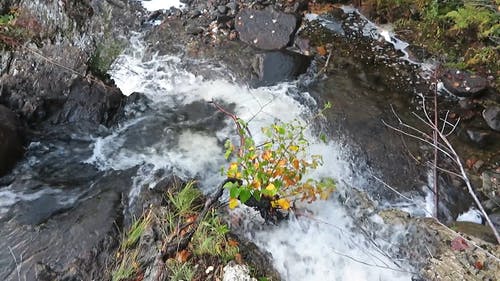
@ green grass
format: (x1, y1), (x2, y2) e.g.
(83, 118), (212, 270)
(192, 210), (239, 262)
(166, 260), (196, 281)
(168, 181), (203, 217)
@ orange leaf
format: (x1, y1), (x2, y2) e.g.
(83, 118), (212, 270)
(293, 159), (299, 170)
(176, 249), (191, 262)
(186, 215), (197, 223)
(317, 46), (327, 56)
(228, 239), (239, 247)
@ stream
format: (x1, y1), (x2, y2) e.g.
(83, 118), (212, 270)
(0, 2), (446, 281)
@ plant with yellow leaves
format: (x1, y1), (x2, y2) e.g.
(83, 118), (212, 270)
(218, 102), (336, 222)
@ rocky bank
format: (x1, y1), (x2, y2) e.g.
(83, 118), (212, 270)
(0, 0), (499, 280)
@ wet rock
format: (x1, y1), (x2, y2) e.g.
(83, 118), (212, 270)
(441, 69), (489, 97)
(1, 169), (133, 281)
(451, 221), (497, 244)
(235, 7), (297, 50)
(458, 98), (475, 110)
(217, 5), (228, 14)
(223, 261), (257, 281)
(51, 78), (125, 126)
(481, 170), (500, 198)
(0, 105), (24, 176)
(252, 50), (311, 87)
(482, 105), (500, 131)
(465, 128), (491, 146)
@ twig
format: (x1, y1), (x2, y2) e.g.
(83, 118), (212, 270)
(209, 100), (252, 157)
(330, 249), (417, 274)
(432, 74), (439, 218)
(374, 174), (500, 262)
(8, 246), (21, 281)
(384, 98), (500, 244)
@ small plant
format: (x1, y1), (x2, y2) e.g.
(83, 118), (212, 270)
(444, 3), (500, 41)
(220, 102), (336, 222)
(166, 260), (195, 281)
(192, 209), (239, 261)
(167, 181), (203, 217)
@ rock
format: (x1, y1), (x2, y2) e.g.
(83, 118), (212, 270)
(482, 105), (500, 131)
(0, 105), (24, 176)
(2, 169), (133, 281)
(226, 1), (238, 15)
(235, 7), (297, 50)
(451, 221), (498, 244)
(252, 50), (311, 87)
(441, 69), (489, 97)
(223, 261), (257, 281)
(217, 5), (228, 14)
(481, 170), (500, 197)
(465, 128), (491, 146)
(51, 78), (125, 126)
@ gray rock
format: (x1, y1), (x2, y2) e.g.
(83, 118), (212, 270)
(51, 78), (125, 126)
(465, 128), (491, 146)
(226, 1), (238, 15)
(235, 7), (297, 50)
(482, 105), (500, 131)
(217, 5), (228, 14)
(252, 50), (311, 87)
(223, 261), (257, 281)
(441, 69), (488, 97)
(0, 105), (24, 176)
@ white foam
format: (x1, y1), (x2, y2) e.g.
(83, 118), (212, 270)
(141, 0), (184, 11)
(457, 207), (483, 224)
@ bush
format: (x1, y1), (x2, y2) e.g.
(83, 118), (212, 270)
(221, 102), (336, 222)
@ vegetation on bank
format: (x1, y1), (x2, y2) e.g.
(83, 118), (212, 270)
(361, 0), (499, 84)
(111, 181), (245, 281)
(0, 8), (34, 49)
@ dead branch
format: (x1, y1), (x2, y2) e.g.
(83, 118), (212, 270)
(372, 174), (500, 262)
(209, 99), (252, 157)
(383, 96), (500, 244)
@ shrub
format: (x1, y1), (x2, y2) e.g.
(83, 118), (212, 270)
(221, 102), (336, 222)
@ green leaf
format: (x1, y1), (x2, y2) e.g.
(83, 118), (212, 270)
(239, 189), (252, 204)
(229, 185), (241, 198)
(253, 190), (261, 201)
(320, 133), (327, 143)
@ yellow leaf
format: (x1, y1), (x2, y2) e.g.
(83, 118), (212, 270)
(289, 145), (299, 152)
(227, 162), (240, 178)
(229, 198), (239, 209)
(265, 183), (276, 192)
(276, 198), (290, 210)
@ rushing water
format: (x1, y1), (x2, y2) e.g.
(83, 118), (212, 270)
(0, 3), (436, 280)
(88, 33), (414, 280)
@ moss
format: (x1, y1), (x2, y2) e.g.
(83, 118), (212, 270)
(88, 39), (124, 79)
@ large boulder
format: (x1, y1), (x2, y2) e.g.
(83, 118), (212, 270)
(252, 50), (311, 86)
(235, 7), (297, 50)
(50, 78), (125, 126)
(482, 105), (500, 131)
(0, 105), (24, 176)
